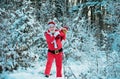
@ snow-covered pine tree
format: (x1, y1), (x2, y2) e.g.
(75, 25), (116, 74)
(0, 1), (45, 72)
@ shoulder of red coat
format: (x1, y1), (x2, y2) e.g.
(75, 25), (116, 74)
(44, 30), (49, 34)
(55, 29), (59, 31)
(45, 30), (50, 33)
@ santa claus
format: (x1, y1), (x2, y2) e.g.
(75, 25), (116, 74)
(44, 21), (68, 78)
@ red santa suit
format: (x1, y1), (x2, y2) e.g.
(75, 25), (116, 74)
(44, 28), (66, 77)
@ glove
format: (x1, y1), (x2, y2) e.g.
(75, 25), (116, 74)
(61, 26), (69, 34)
(54, 31), (60, 37)
(62, 29), (67, 34)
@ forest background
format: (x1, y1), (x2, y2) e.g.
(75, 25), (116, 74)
(0, 0), (120, 79)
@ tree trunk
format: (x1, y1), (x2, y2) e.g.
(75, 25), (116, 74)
(96, 0), (104, 48)
(90, 6), (96, 24)
(81, 0), (88, 19)
(77, 0), (81, 3)
(65, 0), (69, 16)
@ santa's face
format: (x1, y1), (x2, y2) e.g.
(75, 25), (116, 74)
(49, 26), (56, 33)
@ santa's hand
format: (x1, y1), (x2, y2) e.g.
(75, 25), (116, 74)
(54, 31), (60, 37)
(61, 26), (69, 34)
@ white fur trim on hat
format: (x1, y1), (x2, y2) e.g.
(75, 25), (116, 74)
(49, 24), (55, 27)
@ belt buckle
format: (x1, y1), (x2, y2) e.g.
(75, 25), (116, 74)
(55, 50), (59, 54)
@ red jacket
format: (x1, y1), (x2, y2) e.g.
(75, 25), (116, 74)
(45, 29), (66, 50)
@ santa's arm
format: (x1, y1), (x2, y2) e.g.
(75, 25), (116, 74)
(59, 26), (68, 40)
(59, 30), (66, 40)
(44, 32), (55, 43)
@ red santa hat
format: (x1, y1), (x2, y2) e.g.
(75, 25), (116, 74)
(48, 21), (55, 27)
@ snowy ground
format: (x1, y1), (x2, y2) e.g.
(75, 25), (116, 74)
(0, 60), (90, 79)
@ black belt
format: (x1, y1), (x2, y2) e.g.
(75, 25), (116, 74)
(48, 48), (63, 54)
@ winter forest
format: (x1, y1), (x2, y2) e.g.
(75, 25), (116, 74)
(0, 0), (120, 79)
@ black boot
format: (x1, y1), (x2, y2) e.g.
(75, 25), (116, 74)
(45, 75), (49, 78)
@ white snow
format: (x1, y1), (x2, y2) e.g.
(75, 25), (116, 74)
(1, 61), (91, 79)
(1, 61), (64, 79)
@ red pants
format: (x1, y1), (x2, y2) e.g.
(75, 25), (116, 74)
(44, 52), (63, 77)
